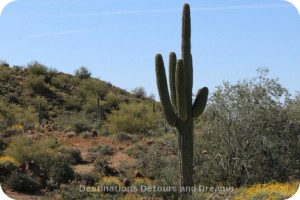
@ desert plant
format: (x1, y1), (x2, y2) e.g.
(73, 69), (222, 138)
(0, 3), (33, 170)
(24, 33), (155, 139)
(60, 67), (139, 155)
(49, 159), (74, 184)
(74, 66), (91, 79)
(27, 61), (48, 75)
(107, 102), (157, 134)
(6, 171), (41, 194)
(154, 3), (208, 197)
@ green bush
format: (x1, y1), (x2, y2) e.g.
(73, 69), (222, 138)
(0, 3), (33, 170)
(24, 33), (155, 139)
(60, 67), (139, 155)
(27, 61), (48, 75)
(74, 66), (91, 79)
(107, 102), (157, 134)
(6, 172), (41, 194)
(57, 146), (82, 164)
(49, 159), (74, 184)
(72, 119), (92, 133)
(105, 92), (122, 109)
(25, 75), (50, 95)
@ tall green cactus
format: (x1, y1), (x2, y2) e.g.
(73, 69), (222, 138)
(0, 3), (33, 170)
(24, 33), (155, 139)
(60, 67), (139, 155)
(155, 3), (208, 195)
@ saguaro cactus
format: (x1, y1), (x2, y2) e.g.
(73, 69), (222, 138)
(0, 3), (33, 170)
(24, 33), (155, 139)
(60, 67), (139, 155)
(155, 3), (208, 195)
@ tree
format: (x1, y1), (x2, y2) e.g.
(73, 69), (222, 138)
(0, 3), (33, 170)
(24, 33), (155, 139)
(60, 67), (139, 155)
(74, 66), (91, 79)
(194, 68), (300, 187)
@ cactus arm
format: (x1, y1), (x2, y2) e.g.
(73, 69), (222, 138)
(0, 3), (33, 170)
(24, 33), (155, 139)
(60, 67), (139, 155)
(169, 52), (178, 113)
(182, 4), (193, 106)
(192, 87), (209, 118)
(155, 54), (178, 126)
(176, 59), (188, 122)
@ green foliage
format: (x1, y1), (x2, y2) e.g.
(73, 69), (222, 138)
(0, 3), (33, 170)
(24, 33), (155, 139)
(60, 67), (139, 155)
(0, 100), (15, 129)
(49, 159), (74, 184)
(72, 118), (92, 133)
(25, 75), (50, 95)
(76, 78), (107, 101)
(27, 61), (48, 75)
(105, 91), (122, 108)
(4, 135), (58, 168)
(6, 172), (41, 194)
(74, 66), (91, 79)
(0, 66), (10, 82)
(107, 102), (158, 134)
(194, 68), (300, 187)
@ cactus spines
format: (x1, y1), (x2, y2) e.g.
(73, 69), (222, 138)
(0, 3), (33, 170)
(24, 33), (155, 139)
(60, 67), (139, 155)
(155, 3), (208, 196)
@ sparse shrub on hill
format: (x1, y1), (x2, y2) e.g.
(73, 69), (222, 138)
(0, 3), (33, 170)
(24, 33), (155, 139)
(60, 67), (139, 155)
(107, 102), (157, 134)
(131, 87), (146, 99)
(74, 66), (91, 79)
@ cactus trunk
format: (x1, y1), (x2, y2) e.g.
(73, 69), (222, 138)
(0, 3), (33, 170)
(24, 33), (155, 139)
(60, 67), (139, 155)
(177, 118), (194, 190)
(155, 3), (209, 197)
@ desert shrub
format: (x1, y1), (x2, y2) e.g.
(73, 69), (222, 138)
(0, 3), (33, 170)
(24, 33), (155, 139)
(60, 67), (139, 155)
(25, 75), (50, 95)
(49, 159), (74, 184)
(74, 173), (100, 186)
(136, 139), (179, 181)
(57, 146), (82, 164)
(6, 172), (41, 194)
(4, 135), (59, 168)
(94, 158), (118, 176)
(131, 87), (146, 99)
(27, 61), (48, 75)
(107, 102), (157, 134)
(125, 144), (147, 159)
(72, 119), (92, 133)
(105, 92), (122, 109)
(74, 66), (91, 79)
(0, 101), (15, 128)
(51, 75), (66, 89)
(64, 95), (82, 111)
(88, 145), (114, 161)
(114, 132), (132, 142)
(0, 156), (20, 177)
(0, 67), (10, 81)
(76, 78), (107, 102)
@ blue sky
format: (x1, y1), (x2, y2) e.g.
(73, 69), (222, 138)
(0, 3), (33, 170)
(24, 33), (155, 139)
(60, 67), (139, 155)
(0, 0), (299, 99)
